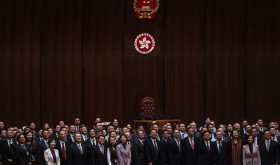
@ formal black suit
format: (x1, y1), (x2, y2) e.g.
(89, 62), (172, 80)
(67, 133), (75, 145)
(132, 139), (146, 165)
(145, 138), (165, 165)
(181, 137), (199, 165)
(85, 138), (97, 148)
(55, 140), (69, 165)
(253, 136), (263, 145)
(259, 139), (279, 165)
(92, 143), (107, 165)
(0, 139), (16, 162)
(214, 140), (228, 165)
(168, 138), (182, 165)
(36, 139), (49, 165)
(160, 138), (169, 164)
(67, 142), (89, 165)
(197, 140), (217, 165)
(224, 132), (232, 140)
(12, 143), (32, 164)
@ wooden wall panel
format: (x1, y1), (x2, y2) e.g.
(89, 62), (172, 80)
(205, 0), (246, 124)
(1, 0), (280, 128)
(205, 57), (245, 123)
(205, 0), (246, 57)
(41, 0), (84, 126)
(247, 0), (280, 124)
(164, 0), (205, 123)
(83, 0), (125, 126)
(0, 1), (42, 127)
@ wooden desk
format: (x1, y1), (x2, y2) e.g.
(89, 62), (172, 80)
(133, 119), (181, 132)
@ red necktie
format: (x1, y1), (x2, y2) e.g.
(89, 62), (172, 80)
(190, 139), (194, 150)
(62, 142), (66, 161)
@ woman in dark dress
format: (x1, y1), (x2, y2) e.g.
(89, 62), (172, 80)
(107, 136), (119, 165)
(229, 130), (243, 165)
(25, 131), (38, 164)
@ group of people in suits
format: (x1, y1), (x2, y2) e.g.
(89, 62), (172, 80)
(0, 117), (280, 165)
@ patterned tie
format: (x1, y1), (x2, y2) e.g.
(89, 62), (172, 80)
(78, 144), (83, 154)
(22, 144), (26, 151)
(101, 145), (104, 155)
(176, 139), (180, 152)
(206, 141), (210, 151)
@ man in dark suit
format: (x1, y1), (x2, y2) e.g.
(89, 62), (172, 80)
(67, 133), (89, 165)
(160, 130), (169, 164)
(34, 129), (43, 143)
(132, 130), (146, 165)
(214, 131), (228, 165)
(251, 128), (263, 145)
(181, 128), (200, 165)
(145, 129), (166, 165)
(269, 126), (280, 145)
(92, 135), (107, 165)
(80, 126), (89, 142)
(0, 130), (16, 163)
(258, 119), (268, 134)
(54, 124), (61, 140)
(74, 118), (82, 133)
(29, 122), (38, 137)
(55, 130), (69, 165)
(85, 128), (97, 148)
(258, 130), (279, 165)
(197, 131), (217, 165)
(67, 125), (76, 144)
(224, 124), (233, 140)
(12, 134), (32, 164)
(37, 129), (50, 165)
(168, 129), (182, 165)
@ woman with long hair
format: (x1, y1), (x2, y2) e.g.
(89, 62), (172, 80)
(230, 130), (243, 165)
(25, 131), (38, 164)
(242, 135), (261, 165)
(107, 136), (119, 165)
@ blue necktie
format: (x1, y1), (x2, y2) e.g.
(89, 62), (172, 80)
(218, 142), (222, 154)
(45, 142), (49, 149)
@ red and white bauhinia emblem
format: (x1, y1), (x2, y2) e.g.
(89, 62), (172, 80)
(134, 33), (155, 55)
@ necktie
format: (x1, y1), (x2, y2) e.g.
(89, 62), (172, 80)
(206, 141), (210, 151)
(266, 141), (270, 152)
(218, 142), (222, 154)
(78, 144), (83, 154)
(91, 139), (94, 146)
(153, 140), (158, 151)
(45, 141), (49, 149)
(139, 139), (143, 145)
(62, 142), (66, 161)
(190, 138), (194, 150)
(22, 144), (26, 151)
(8, 140), (12, 147)
(177, 139), (181, 152)
(101, 145), (104, 155)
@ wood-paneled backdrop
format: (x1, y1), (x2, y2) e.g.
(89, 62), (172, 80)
(1, 0), (280, 128)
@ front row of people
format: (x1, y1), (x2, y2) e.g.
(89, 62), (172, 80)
(1, 128), (279, 165)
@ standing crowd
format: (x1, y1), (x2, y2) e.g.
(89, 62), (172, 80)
(0, 117), (279, 165)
